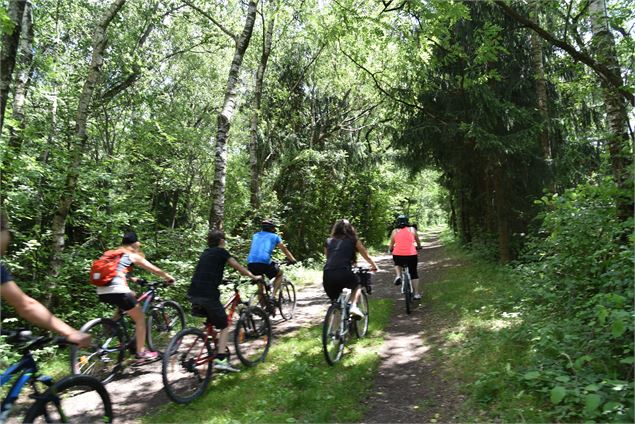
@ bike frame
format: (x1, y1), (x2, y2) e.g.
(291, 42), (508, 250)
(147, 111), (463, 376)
(399, 266), (413, 293)
(189, 284), (244, 367)
(0, 356), (37, 422)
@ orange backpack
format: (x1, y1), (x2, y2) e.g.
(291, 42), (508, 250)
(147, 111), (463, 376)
(89, 249), (126, 286)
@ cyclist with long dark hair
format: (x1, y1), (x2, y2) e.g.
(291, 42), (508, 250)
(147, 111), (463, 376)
(323, 219), (378, 319)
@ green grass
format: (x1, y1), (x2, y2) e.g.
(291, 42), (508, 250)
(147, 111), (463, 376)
(146, 298), (394, 423)
(423, 236), (542, 422)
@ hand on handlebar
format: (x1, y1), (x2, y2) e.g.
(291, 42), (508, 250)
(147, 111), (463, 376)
(67, 331), (91, 348)
(416, 246), (422, 251)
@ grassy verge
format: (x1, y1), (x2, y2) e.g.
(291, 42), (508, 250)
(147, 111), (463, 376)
(423, 234), (542, 422)
(146, 298), (394, 423)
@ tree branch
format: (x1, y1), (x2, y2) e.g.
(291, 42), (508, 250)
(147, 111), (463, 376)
(494, 0), (633, 105)
(182, 0), (237, 42)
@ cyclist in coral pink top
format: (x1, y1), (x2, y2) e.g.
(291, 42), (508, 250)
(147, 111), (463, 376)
(389, 215), (422, 299)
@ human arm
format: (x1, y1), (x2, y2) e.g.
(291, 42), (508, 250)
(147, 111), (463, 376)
(1, 281), (90, 347)
(130, 254), (175, 283)
(412, 227), (422, 249)
(277, 243), (297, 263)
(227, 257), (263, 281)
(388, 230), (396, 252)
(355, 240), (378, 272)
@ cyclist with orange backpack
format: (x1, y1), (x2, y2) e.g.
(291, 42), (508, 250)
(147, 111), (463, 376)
(93, 232), (174, 361)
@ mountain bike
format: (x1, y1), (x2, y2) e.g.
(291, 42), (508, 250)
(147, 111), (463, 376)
(70, 279), (185, 383)
(162, 280), (271, 404)
(322, 267), (372, 365)
(1, 330), (113, 423)
(248, 261), (297, 320)
(398, 265), (413, 315)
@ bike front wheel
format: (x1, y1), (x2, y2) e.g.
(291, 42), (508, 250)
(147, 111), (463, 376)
(147, 300), (186, 354)
(162, 328), (214, 404)
(234, 306), (271, 367)
(278, 279), (297, 320)
(70, 318), (124, 384)
(322, 303), (345, 365)
(23, 374), (113, 423)
(354, 290), (369, 338)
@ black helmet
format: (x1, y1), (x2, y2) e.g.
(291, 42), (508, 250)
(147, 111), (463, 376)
(396, 215), (409, 228)
(261, 219), (277, 232)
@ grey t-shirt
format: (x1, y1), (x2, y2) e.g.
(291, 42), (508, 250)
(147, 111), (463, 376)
(324, 237), (356, 271)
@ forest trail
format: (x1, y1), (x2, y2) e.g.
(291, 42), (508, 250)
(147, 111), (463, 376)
(363, 229), (466, 423)
(62, 230), (465, 423)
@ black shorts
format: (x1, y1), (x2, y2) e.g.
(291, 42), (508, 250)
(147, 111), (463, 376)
(98, 293), (137, 311)
(248, 262), (280, 280)
(392, 255), (419, 279)
(323, 269), (359, 301)
(188, 296), (228, 330)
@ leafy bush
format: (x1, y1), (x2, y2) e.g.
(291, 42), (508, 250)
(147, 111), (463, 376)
(512, 179), (634, 422)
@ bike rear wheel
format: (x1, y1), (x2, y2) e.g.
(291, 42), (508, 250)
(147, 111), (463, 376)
(354, 290), (369, 338)
(147, 300), (186, 354)
(162, 328), (213, 404)
(70, 318), (124, 384)
(23, 374), (113, 423)
(403, 271), (412, 315)
(322, 304), (345, 365)
(278, 279), (296, 320)
(234, 306), (271, 367)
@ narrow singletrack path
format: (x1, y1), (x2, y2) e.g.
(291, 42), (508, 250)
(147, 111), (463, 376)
(363, 230), (466, 423)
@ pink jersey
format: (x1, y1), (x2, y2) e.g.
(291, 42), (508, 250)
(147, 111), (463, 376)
(393, 228), (417, 256)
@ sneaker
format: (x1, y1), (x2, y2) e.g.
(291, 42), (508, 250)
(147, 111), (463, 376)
(394, 276), (401, 286)
(349, 304), (364, 320)
(134, 350), (158, 363)
(213, 358), (240, 373)
(414, 293), (422, 300)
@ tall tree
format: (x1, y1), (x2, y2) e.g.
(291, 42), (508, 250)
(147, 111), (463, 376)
(0, 0), (27, 134)
(249, 2), (275, 211)
(49, 0), (127, 283)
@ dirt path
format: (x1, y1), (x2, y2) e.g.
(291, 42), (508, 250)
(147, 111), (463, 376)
(362, 230), (466, 423)
(90, 277), (332, 422)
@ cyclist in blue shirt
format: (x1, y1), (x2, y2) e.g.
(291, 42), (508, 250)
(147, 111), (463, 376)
(247, 220), (297, 301)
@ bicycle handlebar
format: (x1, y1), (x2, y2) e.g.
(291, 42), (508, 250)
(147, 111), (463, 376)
(1, 330), (71, 352)
(136, 278), (174, 288)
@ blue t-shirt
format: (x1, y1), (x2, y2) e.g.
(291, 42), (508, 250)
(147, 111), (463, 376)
(1, 263), (14, 284)
(247, 232), (282, 264)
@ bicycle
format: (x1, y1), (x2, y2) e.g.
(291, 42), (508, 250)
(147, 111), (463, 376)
(70, 279), (185, 384)
(0, 330), (113, 423)
(162, 280), (271, 404)
(248, 261), (297, 320)
(398, 264), (414, 315)
(322, 267), (372, 365)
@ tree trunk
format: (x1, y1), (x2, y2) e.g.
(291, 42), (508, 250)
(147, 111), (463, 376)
(1, 2), (34, 193)
(589, 0), (633, 220)
(209, 0), (258, 229)
(249, 12), (275, 211)
(528, 2), (552, 174)
(0, 0), (26, 134)
(49, 0), (127, 284)
(493, 166), (511, 263)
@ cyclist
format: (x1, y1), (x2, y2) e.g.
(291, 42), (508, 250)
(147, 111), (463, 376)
(247, 220), (297, 305)
(96, 231), (175, 362)
(0, 210), (90, 347)
(389, 215), (422, 300)
(188, 229), (263, 372)
(323, 219), (378, 319)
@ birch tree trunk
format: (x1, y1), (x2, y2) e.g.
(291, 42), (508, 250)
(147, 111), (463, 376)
(0, 0), (26, 134)
(589, 0), (633, 220)
(209, 0), (258, 229)
(249, 11), (274, 211)
(49, 0), (127, 284)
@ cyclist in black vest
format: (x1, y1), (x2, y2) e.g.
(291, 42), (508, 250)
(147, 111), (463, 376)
(323, 219), (378, 319)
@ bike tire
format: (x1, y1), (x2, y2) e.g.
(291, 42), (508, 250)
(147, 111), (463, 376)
(403, 271), (412, 315)
(355, 290), (369, 338)
(162, 328), (213, 404)
(23, 374), (113, 423)
(278, 279), (297, 320)
(147, 300), (186, 354)
(234, 306), (271, 367)
(70, 318), (124, 384)
(322, 303), (345, 365)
